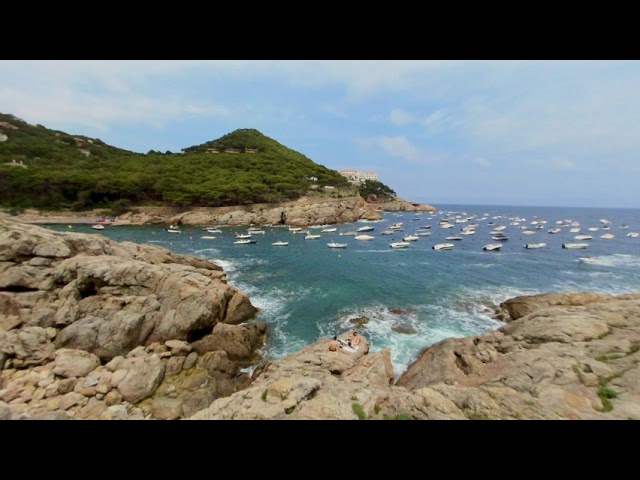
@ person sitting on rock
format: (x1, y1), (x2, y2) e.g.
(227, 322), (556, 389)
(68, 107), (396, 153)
(351, 331), (361, 347)
(329, 336), (341, 352)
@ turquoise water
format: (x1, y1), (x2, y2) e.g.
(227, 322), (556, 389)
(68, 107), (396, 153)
(45, 204), (640, 377)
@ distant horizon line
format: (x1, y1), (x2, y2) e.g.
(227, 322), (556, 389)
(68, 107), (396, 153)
(407, 200), (639, 210)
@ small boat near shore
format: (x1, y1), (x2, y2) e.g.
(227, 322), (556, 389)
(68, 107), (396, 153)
(357, 226), (375, 232)
(524, 243), (546, 249)
(234, 239), (257, 244)
(305, 234), (321, 240)
(272, 241), (289, 246)
(390, 242), (410, 249)
(483, 243), (502, 251)
(433, 243), (454, 250)
(201, 235), (216, 239)
(91, 224), (105, 230)
(327, 241), (347, 248)
(562, 243), (589, 249)
(355, 234), (375, 241)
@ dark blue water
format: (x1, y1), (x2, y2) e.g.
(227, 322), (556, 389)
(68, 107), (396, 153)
(45, 204), (640, 377)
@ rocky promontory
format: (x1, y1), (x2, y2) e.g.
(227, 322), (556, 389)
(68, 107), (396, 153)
(0, 219), (265, 419)
(192, 292), (640, 420)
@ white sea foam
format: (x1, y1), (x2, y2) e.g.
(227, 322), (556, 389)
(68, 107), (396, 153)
(585, 254), (640, 268)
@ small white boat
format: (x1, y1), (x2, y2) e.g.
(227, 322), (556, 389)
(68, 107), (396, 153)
(601, 233), (614, 239)
(340, 230), (357, 236)
(247, 229), (265, 234)
(390, 242), (410, 249)
(433, 243), (454, 250)
(305, 234), (321, 240)
(380, 230), (394, 235)
(440, 223), (455, 229)
(574, 235), (593, 240)
(355, 235), (375, 241)
(570, 228), (580, 233)
(578, 257), (598, 264)
(357, 226), (375, 232)
(234, 239), (257, 244)
(321, 227), (337, 233)
(206, 228), (222, 233)
(522, 230), (536, 235)
(403, 235), (419, 241)
(201, 236), (216, 240)
(272, 241), (289, 246)
(327, 241), (347, 248)
(446, 236), (463, 241)
(627, 232), (639, 238)
(483, 243), (502, 251)
(620, 224), (629, 229)
(562, 243), (589, 249)
(288, 227), (303, 232)
(91, 224), (105, 230)
(600, 219), (611, 225)
(524, 243), (546, 249)
(548, 228), (561, 234)
(588, 227), (599, 232)
(494, 226), (507, 231)
(416, 232), (431, 236)
(167, 228), (181, 233)
(235, 234), (252, 239)
(492, 235), (509, 241)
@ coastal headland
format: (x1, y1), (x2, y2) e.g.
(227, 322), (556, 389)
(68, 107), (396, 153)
(1, 218), (639, 420)
(2, 194), (437, 227)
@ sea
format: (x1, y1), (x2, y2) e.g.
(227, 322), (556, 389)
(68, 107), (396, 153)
(44, 204), (640, 379)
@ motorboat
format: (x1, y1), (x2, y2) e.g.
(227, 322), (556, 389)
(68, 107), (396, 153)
(201, 236), (216, 240)
(416, 232), (431, 236)
(380, 230), (394, 235)
(562, 243), (589, 249)
(574, 235), (593, 240)
(356, 226), (375, 232)
(288, 227), (303, 232)
(620, 224), (629, 229)
(601, 233), (614, 239)
(548, 228), (561, 234)
(305, 234), (321, 240)
(390, 242), (410, 249)
(235, 233), (252, 239)
(570, 228), (580, 233)
(91, 224), (105, 230)
(433, 243), (454, 250)
(522, 230), (536, 235)
(588, 227), (599, 232)
(247, 229), (265, 234)
(403, 235), (419, 241)
(354, 234), (375, 241)
(206, 228), (222, 233)
(327, 241), (347, 248)
(524, 243), (546, 249)
(483, 243), (502, 251)
(446, 236), (463, 241)
(578, 257), (598, 264)
(234, 239), (257, 244)
(627, 232), (639, 238)
(321, 227), (337, 233)
(272, 241), (289, 246)
(492, 235), (509, 241)
(340, 230), (357, 236)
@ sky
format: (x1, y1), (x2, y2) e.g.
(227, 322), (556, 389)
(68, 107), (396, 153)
(1, 60), (639, 208)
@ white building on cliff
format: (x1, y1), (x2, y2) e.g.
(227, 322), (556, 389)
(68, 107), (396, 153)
(339, 170), (379, 185)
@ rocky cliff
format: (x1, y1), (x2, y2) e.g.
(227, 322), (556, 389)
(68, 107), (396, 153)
(0, 219), (265, 419)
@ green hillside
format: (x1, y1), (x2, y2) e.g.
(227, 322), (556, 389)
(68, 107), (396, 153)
(0, 114), (350, 212)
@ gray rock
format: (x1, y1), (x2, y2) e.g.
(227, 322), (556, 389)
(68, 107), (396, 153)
(103, 404), (128, 420)
(183, 352), (198, 370)
(165, 355), (186, 375)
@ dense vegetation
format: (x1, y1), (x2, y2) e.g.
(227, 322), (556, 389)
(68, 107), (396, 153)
(0, 113), (351, 212)
(358, 180), (396, 200)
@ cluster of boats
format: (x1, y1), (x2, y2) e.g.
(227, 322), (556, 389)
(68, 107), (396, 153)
(148, 211), (637, 254)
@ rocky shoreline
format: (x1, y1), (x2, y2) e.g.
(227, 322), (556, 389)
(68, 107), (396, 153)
(0, 195), (437, 227)
(2, 219), (638, 420)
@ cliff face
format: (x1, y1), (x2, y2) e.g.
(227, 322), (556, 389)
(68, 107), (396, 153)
(0, 219), (264, 420)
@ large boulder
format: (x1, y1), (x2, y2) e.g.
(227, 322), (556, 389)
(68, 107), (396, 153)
(53, 349), (101, 378)
(116, 354), (165, 403)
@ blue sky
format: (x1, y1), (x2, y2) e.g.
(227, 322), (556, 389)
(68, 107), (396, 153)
(1, 60), (639, 208)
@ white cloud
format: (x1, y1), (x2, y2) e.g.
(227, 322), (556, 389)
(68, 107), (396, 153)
(389, 108), (415, 126)
(474, 157), (492, 168)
